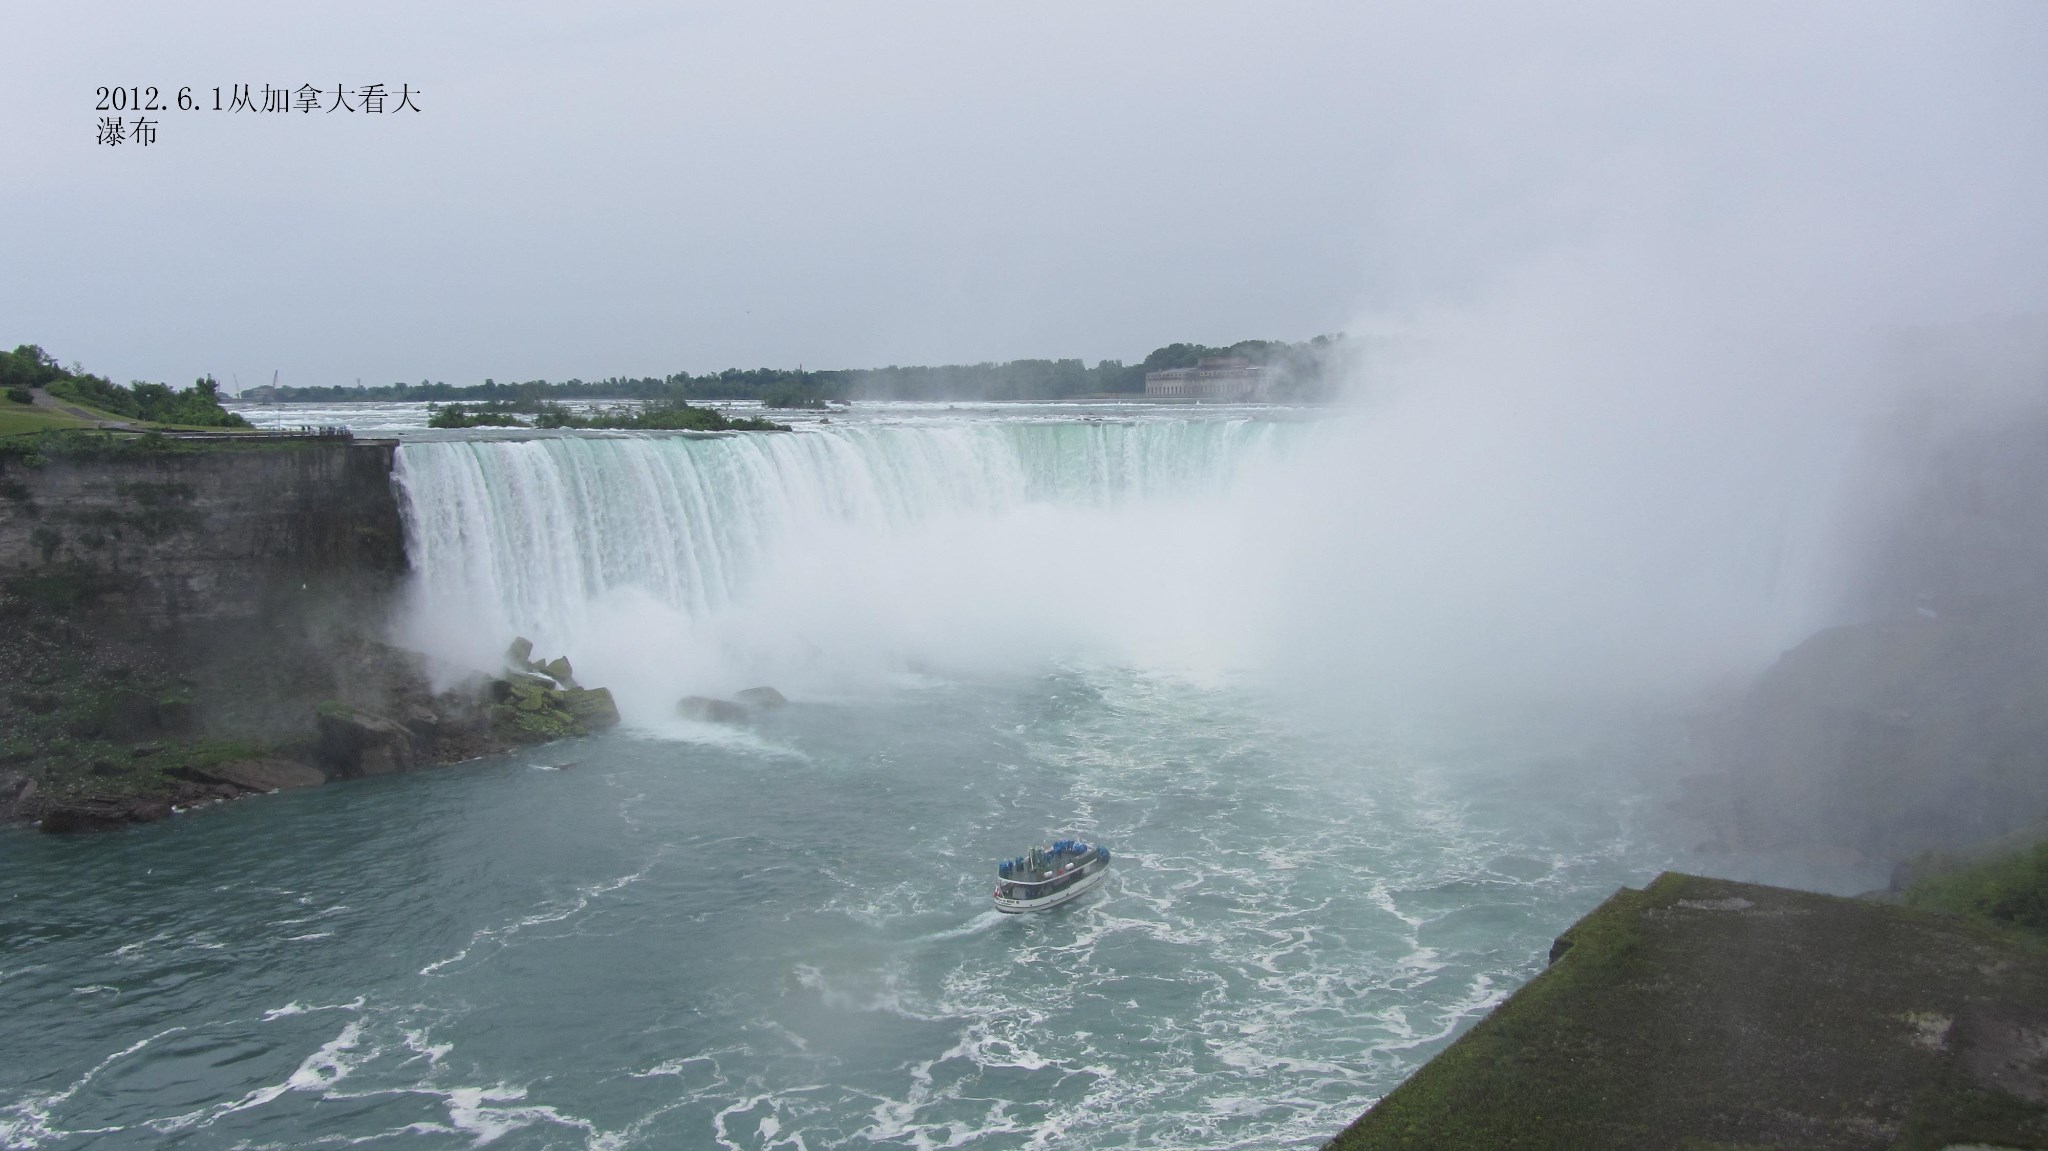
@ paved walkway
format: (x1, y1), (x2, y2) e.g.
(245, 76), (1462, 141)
(29, 388), (135, 429)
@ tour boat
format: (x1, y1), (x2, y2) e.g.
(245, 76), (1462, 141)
(993, 839), (1111, 913)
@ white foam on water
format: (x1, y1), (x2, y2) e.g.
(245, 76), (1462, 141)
(109, 932), (171, 959)
(0, 1028), (179, 1149)
(399, 1028), (453, 1068)
(420, 862), (655, 976)
(440, 1085), (596, 1147)
(915, 910), (1008, 943)
(263, 996), (365, 1021)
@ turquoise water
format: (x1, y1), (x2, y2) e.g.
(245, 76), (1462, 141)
(0, 672), (1676, 1149)
(1, 408), (1691, 1148)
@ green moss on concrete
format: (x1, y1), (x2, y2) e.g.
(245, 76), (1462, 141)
(1326, 873), (2048, 1151)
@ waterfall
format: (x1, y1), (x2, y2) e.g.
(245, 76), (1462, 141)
(392, 419), (1301, 714)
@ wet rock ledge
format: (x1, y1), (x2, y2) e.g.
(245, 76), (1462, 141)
(1324, 872), (2048, 1150)
(0, 436), (619, 834)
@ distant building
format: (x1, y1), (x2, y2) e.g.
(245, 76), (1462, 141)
(1144, 356), (1267, 401)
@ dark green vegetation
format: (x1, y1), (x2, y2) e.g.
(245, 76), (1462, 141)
(426, 398), (790, 432)
(0, 429), (197, 468)
(1327, 873), (2048, 1151)
(1905, 840), (2048, 939)
(427, 402), (526, 429)
(760, 379), (834, 409)
(261, 333), (1351, 405)
(533, 399), (788, 432)
(0, 344), (249, 429)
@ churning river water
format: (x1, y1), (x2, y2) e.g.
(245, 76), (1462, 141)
(2, 403), (1694, 1149)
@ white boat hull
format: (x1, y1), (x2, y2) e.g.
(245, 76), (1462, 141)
(993, 862), (1110, 913)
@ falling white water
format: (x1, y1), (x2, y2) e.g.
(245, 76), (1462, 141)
(392, 419), (1305, 719)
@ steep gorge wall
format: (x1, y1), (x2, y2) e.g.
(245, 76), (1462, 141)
(1692, 406), (2048, 866)
(0, 439), (406, 624)
(0, 437), (620, 830)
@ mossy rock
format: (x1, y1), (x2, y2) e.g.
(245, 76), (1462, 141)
(562, 686), (619, 728)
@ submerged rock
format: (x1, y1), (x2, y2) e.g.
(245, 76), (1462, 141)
(735, 686), (788, 709)
(676, 696), (748, 724)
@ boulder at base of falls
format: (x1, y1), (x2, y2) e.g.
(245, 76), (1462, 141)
(179, 757), (328, 793)
(562, 687), (620, 729)
(735, 686), (788, 709)
(314, 702), (418, 778)
(542, 656), (579, 689)
(677, 696), (748, 724)
(39, 796), (174, 833)
(0, 774), (36, 822)
(506, 636), (536, 667)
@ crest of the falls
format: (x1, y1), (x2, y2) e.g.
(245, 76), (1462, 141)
(393, 418), (1304, 716)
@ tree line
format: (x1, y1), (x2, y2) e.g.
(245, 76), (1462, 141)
(256, 334), (1351, 406)
(0, 345), (249, 428)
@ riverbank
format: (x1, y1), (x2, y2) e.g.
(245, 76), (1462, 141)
(0, 431), (618, 832)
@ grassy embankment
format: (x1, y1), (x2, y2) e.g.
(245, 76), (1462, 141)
(0, 397), (91, 437)
(0, 396), (267, 438)
(1326, 870), (2048, 1150)
(1, 343), (257, 440)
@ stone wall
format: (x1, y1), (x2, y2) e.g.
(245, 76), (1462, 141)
(0, 439), (406, 626)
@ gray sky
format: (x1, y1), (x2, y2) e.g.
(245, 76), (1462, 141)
(4, 1), (2045, 389)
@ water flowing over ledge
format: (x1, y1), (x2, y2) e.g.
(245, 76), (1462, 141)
(391, 420), (1305, 698)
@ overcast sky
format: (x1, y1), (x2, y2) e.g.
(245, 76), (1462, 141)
(4, 2), (2045, 389)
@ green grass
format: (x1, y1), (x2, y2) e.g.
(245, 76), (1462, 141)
(0, 404), (93, 437)
(1326, 873), (2048, 1151)
(3, 393), (262, 438)
(1905, 840), (2048, 940)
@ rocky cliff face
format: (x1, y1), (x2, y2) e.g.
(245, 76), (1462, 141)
(1692, 403), (2048, 866)
(0, 435), (616, 832)
(0, 437), (405, 625)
